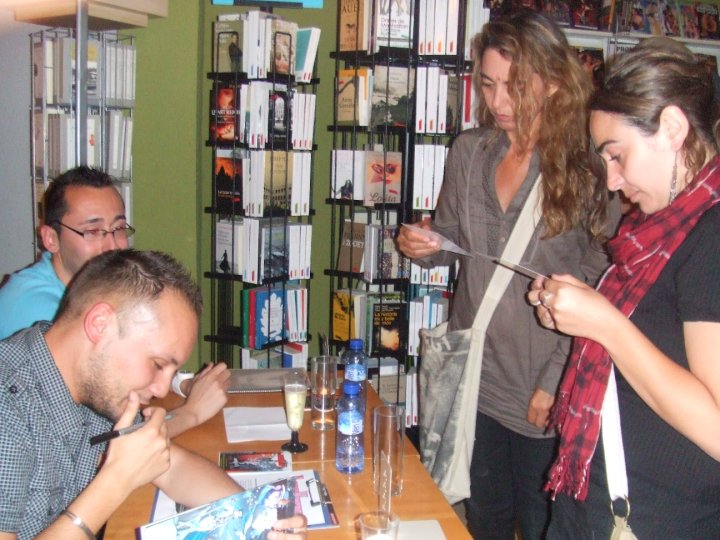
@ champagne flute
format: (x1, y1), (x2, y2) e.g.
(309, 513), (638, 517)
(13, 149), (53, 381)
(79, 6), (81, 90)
(282, 372), (308, 453)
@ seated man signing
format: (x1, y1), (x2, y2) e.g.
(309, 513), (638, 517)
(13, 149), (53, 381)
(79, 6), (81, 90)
(0, 166), (228, 437)
(0, 249), (306, 540)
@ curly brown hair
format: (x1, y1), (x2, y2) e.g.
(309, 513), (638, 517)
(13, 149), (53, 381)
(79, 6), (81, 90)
(472, 11), (609, 240)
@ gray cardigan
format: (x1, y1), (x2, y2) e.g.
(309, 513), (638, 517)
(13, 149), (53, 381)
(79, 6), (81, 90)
(416, 128), (612, 438)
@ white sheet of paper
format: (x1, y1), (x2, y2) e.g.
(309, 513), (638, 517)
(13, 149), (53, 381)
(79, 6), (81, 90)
(222, 406), (291, 443)
(398, 519), (447, 539)
(401, 223), (471, 256)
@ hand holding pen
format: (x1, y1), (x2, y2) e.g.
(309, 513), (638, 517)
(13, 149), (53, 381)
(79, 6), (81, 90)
(94, 392), (173, 493)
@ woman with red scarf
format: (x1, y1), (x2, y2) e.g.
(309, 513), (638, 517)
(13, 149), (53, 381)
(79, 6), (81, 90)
(529, 38), (720, 538)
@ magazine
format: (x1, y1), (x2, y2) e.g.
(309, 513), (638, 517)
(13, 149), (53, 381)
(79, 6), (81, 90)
(140, 470), (339, 539)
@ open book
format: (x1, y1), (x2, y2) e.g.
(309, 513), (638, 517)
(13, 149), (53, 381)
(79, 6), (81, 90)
(140, 470), (338, 539)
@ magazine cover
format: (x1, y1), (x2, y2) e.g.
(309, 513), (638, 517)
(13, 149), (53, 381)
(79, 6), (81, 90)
(142, 470), (339, 538)
(139, 477), (297, 539)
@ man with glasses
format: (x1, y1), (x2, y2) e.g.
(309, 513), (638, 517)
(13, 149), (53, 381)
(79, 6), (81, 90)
(0, 166), (229, 437)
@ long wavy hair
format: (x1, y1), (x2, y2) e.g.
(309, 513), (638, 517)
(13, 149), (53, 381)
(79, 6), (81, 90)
(472, 11), (608, 240)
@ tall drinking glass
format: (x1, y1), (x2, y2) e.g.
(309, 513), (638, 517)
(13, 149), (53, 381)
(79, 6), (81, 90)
(282, 372), (308, 453)
(310, 356), (338, 430)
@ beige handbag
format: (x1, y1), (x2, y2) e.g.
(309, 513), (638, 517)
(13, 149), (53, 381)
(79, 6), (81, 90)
(418, 175), (542, 504)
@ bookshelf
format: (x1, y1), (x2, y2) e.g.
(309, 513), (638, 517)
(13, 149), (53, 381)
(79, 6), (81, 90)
(326, 0), (471, 419)
(204, 7), (321, 369)
(28, 5), (153, 251)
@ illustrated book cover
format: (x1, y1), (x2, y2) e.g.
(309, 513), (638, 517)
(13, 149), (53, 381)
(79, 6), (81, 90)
(363, 150), (402, 206)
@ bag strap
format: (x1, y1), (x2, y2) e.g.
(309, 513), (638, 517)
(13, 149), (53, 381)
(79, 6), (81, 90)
(470, 174), (543, 331)
(602, 366), (630, 502)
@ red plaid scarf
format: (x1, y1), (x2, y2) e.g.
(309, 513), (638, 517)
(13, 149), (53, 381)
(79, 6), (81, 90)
(546, 155), (720, 501)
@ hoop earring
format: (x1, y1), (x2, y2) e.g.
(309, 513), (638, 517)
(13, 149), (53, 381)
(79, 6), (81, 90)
(669, 152), (678, 204)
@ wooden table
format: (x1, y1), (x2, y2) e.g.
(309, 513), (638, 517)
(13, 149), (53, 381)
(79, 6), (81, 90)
(103, 389), (470, 539)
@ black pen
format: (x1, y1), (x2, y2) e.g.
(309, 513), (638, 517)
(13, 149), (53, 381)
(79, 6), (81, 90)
(89, 413), (175, 446)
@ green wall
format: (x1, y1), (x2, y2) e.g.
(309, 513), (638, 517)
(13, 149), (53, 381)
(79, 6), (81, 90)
(130, 1), (337, 369)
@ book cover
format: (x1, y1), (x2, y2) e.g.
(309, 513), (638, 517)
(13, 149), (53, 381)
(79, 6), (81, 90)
(336, 221), (366, 273)
(332, 289), (358, 342)
(574, 46), (605, 90)
(679, 0), (700, 37)
(540, 0), (572, 25)
(213, 20), (243, 73)
(219, 451), (292, 473)
(263, 150), (293, 213)
(336, 67), (371, 126)
(254, 286), (286, 349)
(331, 149), (366, 200)
(697, 0), (720, 39)
(571, 0), (601, 28)
(363, 150), (402, 206)
(662, 0), (682, 35)
(372, 0), (414, 50)
(210, 86), (240, 142)
(370, 65), (415, 128)
(215, 148), (244, 215)
(370, 301), (407, 361)
(259, 217), (288, 280)
(269, 17), (298, 75)
(339, 0), (371, 51)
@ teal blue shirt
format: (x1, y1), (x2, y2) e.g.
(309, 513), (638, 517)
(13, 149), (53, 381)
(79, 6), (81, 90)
(0, 252), (65, 339)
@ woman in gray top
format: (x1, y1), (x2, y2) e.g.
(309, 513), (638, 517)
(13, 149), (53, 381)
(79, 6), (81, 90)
(397, 12), (615, 540)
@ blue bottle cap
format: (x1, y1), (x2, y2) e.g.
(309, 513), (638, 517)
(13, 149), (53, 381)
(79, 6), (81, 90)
(348, 338), (363, 350)
(343, 380), (360, 396)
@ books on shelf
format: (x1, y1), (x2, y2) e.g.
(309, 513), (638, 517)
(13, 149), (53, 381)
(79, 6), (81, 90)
(412, 144), (447, 211)
(363, 223), (409, 281)
(363, 150), (402, 206)
(241, 285), (308, 349)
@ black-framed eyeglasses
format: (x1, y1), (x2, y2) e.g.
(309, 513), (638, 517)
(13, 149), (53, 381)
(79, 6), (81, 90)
(54, 221), (136, 242)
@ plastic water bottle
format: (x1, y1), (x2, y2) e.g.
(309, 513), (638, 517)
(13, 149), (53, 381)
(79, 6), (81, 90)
(335, 380), (365, 474)
(342, 338), (368, 409)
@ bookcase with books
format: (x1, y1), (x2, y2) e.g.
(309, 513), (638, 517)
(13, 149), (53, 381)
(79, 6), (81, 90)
(205, 6), (321, 369)
(327, 0), (482, 424)
(30, 27), (137, 243)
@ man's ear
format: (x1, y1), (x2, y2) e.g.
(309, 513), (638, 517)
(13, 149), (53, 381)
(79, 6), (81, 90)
(83, 302), (115, 344)
(658, 105), (690, 152)
(40, 224), (60, 253)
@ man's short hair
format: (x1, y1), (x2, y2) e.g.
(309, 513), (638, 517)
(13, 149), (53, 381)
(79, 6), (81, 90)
(43, 166), (119, 232)
(55, 250), (203, 325)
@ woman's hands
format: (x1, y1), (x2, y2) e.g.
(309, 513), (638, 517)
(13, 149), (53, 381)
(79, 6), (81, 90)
(396, 221), (441, 259)
(527, 274), (620, 344)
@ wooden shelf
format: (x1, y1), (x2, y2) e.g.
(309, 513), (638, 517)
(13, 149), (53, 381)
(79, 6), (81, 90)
(10, 0), (167, 30)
